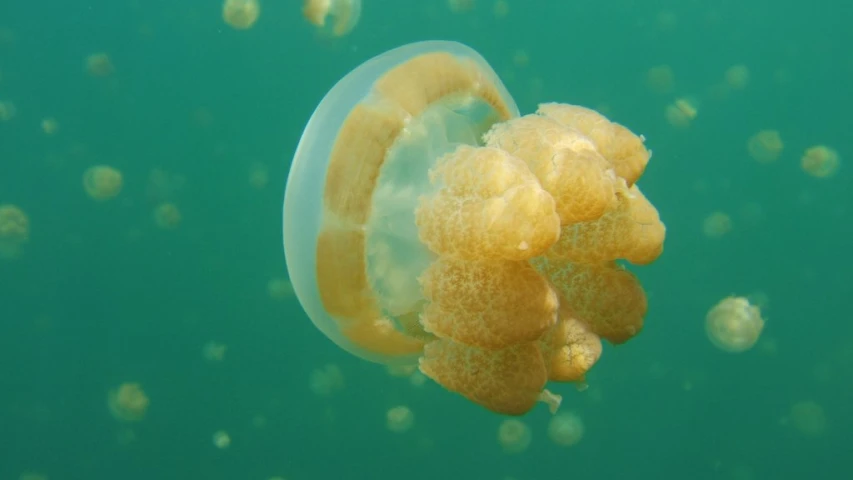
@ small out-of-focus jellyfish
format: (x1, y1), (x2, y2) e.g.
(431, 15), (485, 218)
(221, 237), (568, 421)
(146, 168), (185, 203)
(303, 0), (361, 37)
(655, 10), (678, 30)
(724, 64), (750, 90)
(705, 296), (765, 353)
(511, 49), (530, 68)
(0, 100), (16, 121)
(153, 202), (182, 229)
(267, 277), (295, 299)
(497, 419), (531, 454)
(702, 211), (732, 238)
(212, 430), (231, 448)
(788, 400), (827, 437)
(107, 382), (149, 422)
(645, 65), (674, 94)
(85, 53), (114, 77)
(493, 0), (509, 17)
(309, 363), (345, 396)
(547, 411), (584, 446)
(282, 41), (666, 416)
(203, 341), (227, 362)
(83, 165), (123, 200)
(747, 130), (783, 164)
(448, 0), (476, 13)
(249, 162), (269, 189)
(222, 0), (260, 30)
(18, 472), (47, 480)
(801, 145), (840, 178)
(386, 405), (414, 433)
(41, 118), (59, 135)
(0, 204), (29, 259)
(665, 98), (697, 128)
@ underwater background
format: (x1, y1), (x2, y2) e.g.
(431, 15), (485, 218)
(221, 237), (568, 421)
(0, 0), (850, 479)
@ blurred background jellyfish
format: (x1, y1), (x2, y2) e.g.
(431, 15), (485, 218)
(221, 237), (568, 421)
(705, 296), (765, 353)
(385, 405), (414, 433)
(303, 0), (361, 37)
(153, 202), (182, 229)
(787, 400), (828, 437)
(497, 418), (531, 454)
(282, 40), (666, 416)
(83, 165), (123, 201)
(801, 145), (840, 178)
(547, 411), (584, 447)
(702, 211), (733, 238)
(222, 0), (260, 30)
(747, 130), (784, 164)
(107, 382), (149, 422)
(0, 204), (29, 259)
(309, 363), (345, 397)
(85, 53), (114, 77)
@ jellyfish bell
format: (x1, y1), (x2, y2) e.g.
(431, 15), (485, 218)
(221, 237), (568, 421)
(283, 41), (665, 416)
(283, 40), (519, 367)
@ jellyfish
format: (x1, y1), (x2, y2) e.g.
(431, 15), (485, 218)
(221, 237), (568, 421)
(0, 204), (29, 259)
(801, 145), (840, 178)
(705, 296), (765, 353)
(747, 130), (783, 164)
(107, 382), (149, 422)
(497, 418), (531, 454)
(282, 41), (666, 416)
(153, 202), (181, 229)
(303, 0), (361, 37)
(386, 405), (414, 433)
(83, 165), (123, 200)
(665, 97), (697, 128)
(223, 0), (260, 30)
(702, 211), (732, 238)
(724, 64), (750, 90)
(547, 411), (584, 446)
(85, 53), (114, 77)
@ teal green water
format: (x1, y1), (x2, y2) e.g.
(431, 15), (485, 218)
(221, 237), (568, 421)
(0, 1), (850, 479)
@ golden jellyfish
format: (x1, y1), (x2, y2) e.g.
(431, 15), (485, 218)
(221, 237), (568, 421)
(85, 53), (114, 77)
(665, 97), (697, 128)
(448, 0), (476, 13)
(212, 430), (232, 448)
(41, 117), (59, 135)
(203, 341), (227, 362)
(222, 0), (260, 30)
(107, 382), (149, 422)
(303, 0), (361, 37)
(83, 165), (123, 200)
(282, 41), (666, 416)
(645, 65), (674, 94)
(309, 363), (345, 396)
(153, 202), (182, 229)
(0, 204), (29, 259)
(0, 100), (16, 121)
(801, 145), (840, 178)
(493, 0), (510, 17)
(747, 130), (783, 164)
(249, 162), (269, 189)
(724, 64), (750, 90)
(705, 296), (765, 353)
(788, 400), (827, 437)
(497, 419), (531, 454)
(385, 405), (414, 433)
(702, 211), (732, 238)
(547, 411), (584, 446)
